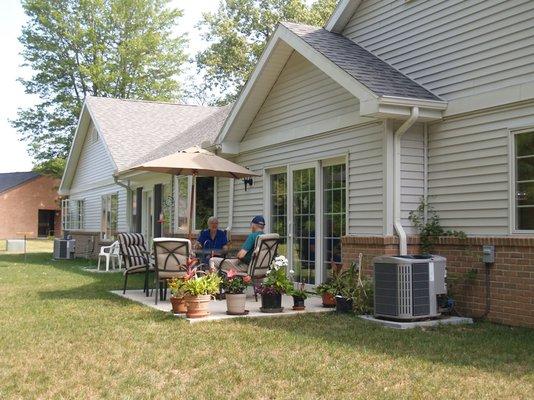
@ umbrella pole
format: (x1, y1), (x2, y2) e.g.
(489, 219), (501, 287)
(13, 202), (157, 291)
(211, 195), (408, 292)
(188, 173), (196, 241)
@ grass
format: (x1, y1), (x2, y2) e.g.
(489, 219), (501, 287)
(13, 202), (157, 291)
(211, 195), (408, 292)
(0, 245), (533, 399)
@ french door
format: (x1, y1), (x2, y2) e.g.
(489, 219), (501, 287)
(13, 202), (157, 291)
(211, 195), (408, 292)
(268, 160), (346, 287)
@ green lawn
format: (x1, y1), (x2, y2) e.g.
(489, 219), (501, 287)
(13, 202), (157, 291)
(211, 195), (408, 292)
(0, 248), (533, 399)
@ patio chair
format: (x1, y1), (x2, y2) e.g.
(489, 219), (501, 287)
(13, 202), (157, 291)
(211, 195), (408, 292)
(118, 233), (154, 296)
(220, 233), (279, 301)
(153, 238), (192, 304)
(97, 241), (121, 271)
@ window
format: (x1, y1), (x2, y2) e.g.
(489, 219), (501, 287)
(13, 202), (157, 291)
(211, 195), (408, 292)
(270, 172), (287, 255)
(61, 199), (85, 230)
(514, 131), (534, 230)
(130, 191), (138, 232)
(101, 193), (118, 240)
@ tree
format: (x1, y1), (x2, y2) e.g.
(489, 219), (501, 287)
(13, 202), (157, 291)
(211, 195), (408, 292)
(33, 158), (67, 179)
(13, 0), (187, 164)
(196, 0), (337, 105)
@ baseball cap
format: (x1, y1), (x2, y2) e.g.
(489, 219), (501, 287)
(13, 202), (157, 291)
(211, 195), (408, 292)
(251, 215), (265, 226)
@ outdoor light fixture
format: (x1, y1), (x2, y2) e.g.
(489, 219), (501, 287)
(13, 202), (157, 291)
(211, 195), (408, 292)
(243, 177), (254, 191)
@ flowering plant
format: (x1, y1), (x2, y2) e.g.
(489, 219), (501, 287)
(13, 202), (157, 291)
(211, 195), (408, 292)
(222, 268), (252, 294)
(167, 277), (187, 298)
(257, 256), (292, 295)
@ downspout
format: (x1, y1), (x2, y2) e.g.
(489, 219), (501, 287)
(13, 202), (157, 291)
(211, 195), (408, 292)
(423, 123), (429, 224)
(228, 178), (234, 233)
(394, 106), (419, 255)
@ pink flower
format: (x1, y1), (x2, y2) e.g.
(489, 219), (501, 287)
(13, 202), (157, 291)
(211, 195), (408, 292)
(242, 275), (252, 284)
(226, 268), (237, 279)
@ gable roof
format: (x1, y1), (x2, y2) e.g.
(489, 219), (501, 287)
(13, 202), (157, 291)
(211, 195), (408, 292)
(325, 0), (362, 33)
(284, 22), (439, 101)
(215, 21), (447, 151)
(60, 97), (225, 194)
(0, 171), (40, 194)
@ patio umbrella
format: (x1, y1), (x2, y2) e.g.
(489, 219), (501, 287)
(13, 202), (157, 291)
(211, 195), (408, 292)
(124, 146), (259, 239)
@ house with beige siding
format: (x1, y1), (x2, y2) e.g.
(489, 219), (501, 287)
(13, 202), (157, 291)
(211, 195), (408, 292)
(63, 0), (534, 327)
(201, 0), (533, 327)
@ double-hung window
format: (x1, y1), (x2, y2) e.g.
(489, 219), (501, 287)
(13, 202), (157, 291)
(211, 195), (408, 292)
(61, 199), (85, 230)
(101, 193), (118, 240)
(514, 131), (534, 230)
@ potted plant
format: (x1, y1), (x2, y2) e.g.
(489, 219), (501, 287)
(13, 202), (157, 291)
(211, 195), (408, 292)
(167, 277), (187, 314)
(222, 268), (251, 315)
(290, 283), (307, 311)
(316, 279), (336, 308)
(182, 271), (222, 318)
(258, 255), (292, 313)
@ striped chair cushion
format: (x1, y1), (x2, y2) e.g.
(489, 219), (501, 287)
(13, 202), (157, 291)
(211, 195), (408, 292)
(118, 233), (149, 269)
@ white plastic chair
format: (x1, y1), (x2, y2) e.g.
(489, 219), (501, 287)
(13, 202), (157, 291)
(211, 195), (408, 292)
(97, 241), (122, 271)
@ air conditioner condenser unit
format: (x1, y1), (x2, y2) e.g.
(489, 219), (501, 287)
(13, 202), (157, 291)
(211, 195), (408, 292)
(53, 239), (76, 260)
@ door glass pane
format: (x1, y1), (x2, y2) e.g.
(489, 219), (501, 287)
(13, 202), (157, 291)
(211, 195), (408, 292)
(323, 164), (346, 280)
(270, 173), (287, 256)
(293, 168), (316, 285)
(195, 177), (214, 230)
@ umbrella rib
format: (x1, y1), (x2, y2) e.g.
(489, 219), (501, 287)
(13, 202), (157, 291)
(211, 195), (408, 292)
(229, 172), (239, 179)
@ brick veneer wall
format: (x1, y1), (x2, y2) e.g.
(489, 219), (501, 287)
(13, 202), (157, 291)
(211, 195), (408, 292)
(69, 231), (113, 259)
(0, 175), (61, 239)
(341, 235), (534, 328)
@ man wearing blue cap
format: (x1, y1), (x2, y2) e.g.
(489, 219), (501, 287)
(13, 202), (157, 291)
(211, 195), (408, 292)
(209, 215), (265, 273)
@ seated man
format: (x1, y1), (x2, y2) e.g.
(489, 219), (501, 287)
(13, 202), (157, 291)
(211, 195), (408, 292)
(209, 215), (265, 273)
(195, 216), (228, 263)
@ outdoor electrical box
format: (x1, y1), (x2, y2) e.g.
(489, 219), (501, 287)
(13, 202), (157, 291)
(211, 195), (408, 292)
(482, 245), (495, 264)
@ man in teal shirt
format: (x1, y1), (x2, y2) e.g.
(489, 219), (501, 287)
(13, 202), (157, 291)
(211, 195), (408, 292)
(209, 216), (265, 273)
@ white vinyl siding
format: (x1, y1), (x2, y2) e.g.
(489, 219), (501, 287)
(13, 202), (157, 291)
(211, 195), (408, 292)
(400, 123), (425, 234)
(232, 122), (384, 235)
(68, 122), (127, 233)
(428, 102), (534, 235)
(245, 52), (360, 140)
(342, 0), (534, 101)
(216, 177), (230, 228)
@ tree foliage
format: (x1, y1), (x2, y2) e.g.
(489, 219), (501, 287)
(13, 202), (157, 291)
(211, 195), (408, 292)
(14, 0), (187, 163)
(32, 158), (67, 179)
(196, 0), (337, 105)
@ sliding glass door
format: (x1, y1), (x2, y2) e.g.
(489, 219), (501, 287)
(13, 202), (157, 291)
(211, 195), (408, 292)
(267, 159), (346, 287)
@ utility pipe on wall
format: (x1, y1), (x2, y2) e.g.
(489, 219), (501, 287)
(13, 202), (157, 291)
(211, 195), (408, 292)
(393, 106), (419, 255)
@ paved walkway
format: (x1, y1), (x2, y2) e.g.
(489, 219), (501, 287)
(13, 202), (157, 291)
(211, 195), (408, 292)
(111, 289), (334, 323)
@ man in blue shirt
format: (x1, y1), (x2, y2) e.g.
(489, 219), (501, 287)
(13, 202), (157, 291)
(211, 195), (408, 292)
(196, 216), (228, 251)
(209, 215), (265, 273)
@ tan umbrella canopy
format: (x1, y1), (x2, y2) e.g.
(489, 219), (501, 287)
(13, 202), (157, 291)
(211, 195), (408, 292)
(124, 146), (259, 239)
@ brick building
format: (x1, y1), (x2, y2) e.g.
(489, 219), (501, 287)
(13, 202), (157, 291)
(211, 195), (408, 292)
(0, 172), (61, 239)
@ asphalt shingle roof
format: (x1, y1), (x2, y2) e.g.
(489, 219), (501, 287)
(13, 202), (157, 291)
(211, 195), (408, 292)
(131, 104), (232, 166)
(0, 171), (40, 194)
(282, 22), (441, 101)
(85, 97), (224, 170)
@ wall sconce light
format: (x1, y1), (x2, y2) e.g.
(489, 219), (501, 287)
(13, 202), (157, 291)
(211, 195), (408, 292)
(243, 177), (254, 191)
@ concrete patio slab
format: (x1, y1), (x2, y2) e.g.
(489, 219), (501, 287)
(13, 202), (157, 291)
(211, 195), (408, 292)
(360, 315), (473, 329)
(110, 289), (334, 323)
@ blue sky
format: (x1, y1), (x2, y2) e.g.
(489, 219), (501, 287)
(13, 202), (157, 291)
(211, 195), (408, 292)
(0, 0), (219, 173)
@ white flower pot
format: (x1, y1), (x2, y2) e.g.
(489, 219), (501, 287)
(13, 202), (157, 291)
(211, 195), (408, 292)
(226, 293), (247, 315)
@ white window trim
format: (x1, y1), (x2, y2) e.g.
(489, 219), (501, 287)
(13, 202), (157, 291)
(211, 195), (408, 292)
(61, 198), (85, 231)
(509, 126), (534, 234)
(100, 192), (119, 240)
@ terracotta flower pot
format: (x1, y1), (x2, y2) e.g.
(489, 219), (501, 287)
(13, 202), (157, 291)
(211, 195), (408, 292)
(170, 296), (187, 314)
(322, 293), (336, 308)
(226, 293), (247, 315)
(185, 294), (212, 318)
(260, 293), (283, 313)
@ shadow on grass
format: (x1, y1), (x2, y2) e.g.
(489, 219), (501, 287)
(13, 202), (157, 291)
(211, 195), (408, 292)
(234, 311), (534, 376)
